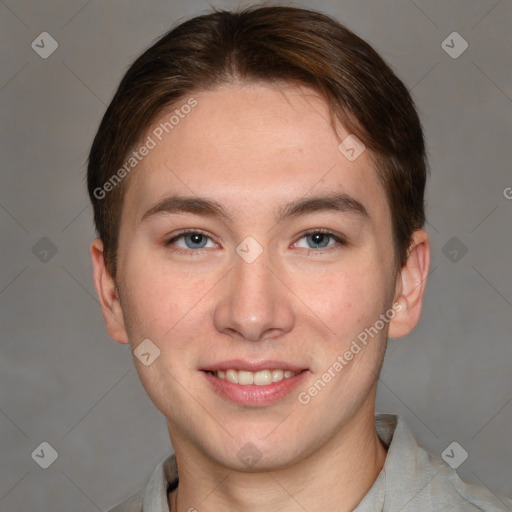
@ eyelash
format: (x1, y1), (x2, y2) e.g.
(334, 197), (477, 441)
(164, 228), (347, 255)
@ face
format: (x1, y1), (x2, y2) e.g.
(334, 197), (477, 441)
(92, 83), (429, 471)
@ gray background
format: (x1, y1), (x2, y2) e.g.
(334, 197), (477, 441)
(1, 0), (511, 510)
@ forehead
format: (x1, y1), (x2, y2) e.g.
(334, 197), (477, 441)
(122, 83), (388, 224)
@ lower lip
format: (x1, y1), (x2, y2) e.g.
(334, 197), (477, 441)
(202, 370), (310, 407)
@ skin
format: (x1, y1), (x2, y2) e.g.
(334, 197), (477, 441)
(91, 83), (430, 512)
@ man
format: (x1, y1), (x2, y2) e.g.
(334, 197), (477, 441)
(87, 6), (511, 511)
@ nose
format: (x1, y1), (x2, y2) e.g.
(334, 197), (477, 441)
(213, 246), (295, 342)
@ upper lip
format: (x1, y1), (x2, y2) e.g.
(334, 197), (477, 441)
(200, 359), (307, 372)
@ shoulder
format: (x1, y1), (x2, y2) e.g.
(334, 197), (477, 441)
(424, 451), (512, 511)
(376, 414), (512, 511)
(106, 489), (145, 512)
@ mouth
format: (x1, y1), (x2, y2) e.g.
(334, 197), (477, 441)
(200, 360), (310, 407)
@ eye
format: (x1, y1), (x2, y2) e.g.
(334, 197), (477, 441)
(166, 230), (217, 251)
(294, 229), (346, 250)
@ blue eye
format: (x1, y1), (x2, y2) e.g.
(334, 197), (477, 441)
(166, 231), (216, 250)
(295, 230), (346, 250)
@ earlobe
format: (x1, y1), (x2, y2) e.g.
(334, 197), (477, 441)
(90, 239), (130, 344)
(388, 230), (430, 339)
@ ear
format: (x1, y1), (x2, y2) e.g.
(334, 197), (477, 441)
(90, 238), (129, 344)
(388, 230), (430, 338)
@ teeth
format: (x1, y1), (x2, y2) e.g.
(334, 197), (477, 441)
(212, 368), (300, 385)
(271, 369), (284, 382)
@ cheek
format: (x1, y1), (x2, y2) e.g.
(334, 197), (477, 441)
(119, 251), (194, 342)
(294, 262), (390, 342)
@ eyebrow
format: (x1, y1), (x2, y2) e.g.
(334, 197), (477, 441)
(140, 192), (369, 225)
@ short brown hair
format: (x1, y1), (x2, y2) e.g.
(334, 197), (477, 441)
(87, 5), (427, 277)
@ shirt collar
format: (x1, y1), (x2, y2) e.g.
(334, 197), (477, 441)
(354, 413), (439, 511)
(142, 451), (178, 511)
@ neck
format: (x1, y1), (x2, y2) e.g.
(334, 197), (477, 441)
(168, 403), (387, 512)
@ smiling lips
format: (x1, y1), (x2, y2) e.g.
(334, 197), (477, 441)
(200, 360), (309, 404)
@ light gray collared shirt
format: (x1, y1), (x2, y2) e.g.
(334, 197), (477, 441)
(108, 414), (512, 511)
